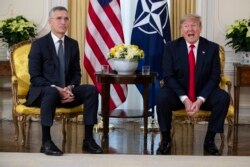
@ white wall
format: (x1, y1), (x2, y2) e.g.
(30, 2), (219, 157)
(0, 0), (68, 37)
(1, 0), (250, 123)
(197, 0), (250, 124)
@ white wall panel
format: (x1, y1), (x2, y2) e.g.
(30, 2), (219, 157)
(0, 0), (68, 37)
(200, 0), (250, 124)
(0, 0), (50, 37)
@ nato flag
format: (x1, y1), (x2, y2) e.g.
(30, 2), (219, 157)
(131, 0), (171, 109)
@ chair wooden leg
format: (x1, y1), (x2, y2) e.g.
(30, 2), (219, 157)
(20, 116), (27, 146)
(220, 133), (225, 143)
(12, 113), (19, 142)
(219, 132), (225, 153)
(62, 117), (66, 143)
(171, 119), (176, 139)
(227, 117), (233, 147)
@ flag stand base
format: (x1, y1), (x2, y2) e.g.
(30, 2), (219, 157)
(94, 118), (115, 132)
(140, 118), (159, 132)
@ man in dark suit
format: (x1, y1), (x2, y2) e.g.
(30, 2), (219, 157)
(156, 14), (230, 155)
(26, 6), (103, 155)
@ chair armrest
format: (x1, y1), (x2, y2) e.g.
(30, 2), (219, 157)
(220, 75), (233, 105)
(11, 76), (19, 105)
(220, 75), (231, 94)
(12, 76), (17, 84)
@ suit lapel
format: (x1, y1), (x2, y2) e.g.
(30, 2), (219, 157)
(46, 34), (59, 65)
(64, 36), (70, 74)
(196, 38), (206, 84)
(177, 39), (189, 78)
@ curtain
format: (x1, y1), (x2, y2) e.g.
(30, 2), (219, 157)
(170, 0), (196, 40)
(68, 0), (90, 84)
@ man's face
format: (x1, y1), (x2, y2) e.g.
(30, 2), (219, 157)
(181, 18), (201, 44)
(49, 10), (69, 36)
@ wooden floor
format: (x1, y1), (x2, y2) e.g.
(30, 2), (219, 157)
(0, 119), (249, 156)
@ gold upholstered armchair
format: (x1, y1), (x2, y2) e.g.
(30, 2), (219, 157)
(162, 46), (234, 147)
(9, 40), (83, 145)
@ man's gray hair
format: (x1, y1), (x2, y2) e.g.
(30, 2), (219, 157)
(49, 6), (68, 18)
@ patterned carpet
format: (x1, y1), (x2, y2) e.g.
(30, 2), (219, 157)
(0, 152), (249, 167)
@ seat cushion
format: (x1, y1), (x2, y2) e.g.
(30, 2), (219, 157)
(173, 104), (234, 118)
(16, 104), (83, 115)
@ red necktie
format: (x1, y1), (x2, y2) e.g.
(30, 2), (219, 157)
(188, 45), (195, 102)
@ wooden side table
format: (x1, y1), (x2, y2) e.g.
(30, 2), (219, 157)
(0, 60), (11, 90)
(0, 60), (11, 76)
(95, 72), (156, 152)
(234, 63), (250, 125)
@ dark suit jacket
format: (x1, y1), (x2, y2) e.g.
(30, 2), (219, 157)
(26, 32), (81, 105)
(162, 37), (221, 100)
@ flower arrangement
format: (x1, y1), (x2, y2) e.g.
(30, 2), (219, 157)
(0, 15), (36, 47)
(108, 44), (144, 61)
(225, 18), (250, 52)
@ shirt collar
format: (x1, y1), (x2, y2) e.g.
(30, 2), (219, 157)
(50, 32), (65, 43)
(186, 40), (199, 48)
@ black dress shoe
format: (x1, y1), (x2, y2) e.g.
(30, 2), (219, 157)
(156, 140), (171, 155)
(83, 138), (103, 154)
(204, 141), (221, 156)
(40, 140), (63, 156)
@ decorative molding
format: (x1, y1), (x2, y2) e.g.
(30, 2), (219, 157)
(214, 0), (226, 42)
(36, 0), (50, 36)
(38, 0), (68, 37)
(0, 0), (68, 38)
(196, 0), (208, 38)
(0, 0), (50, 37)
(0, 3), (13, 16)
(51, 0), (68, 7)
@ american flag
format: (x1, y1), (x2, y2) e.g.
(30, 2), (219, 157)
(84, 0), (127, 111)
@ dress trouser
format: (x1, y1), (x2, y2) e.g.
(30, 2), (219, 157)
(156, 87), (230, 133)
(33, 84), (99, 126)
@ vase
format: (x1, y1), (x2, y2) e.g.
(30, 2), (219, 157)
(110, 59), (138, 75)
(239, 52), (250, 65)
